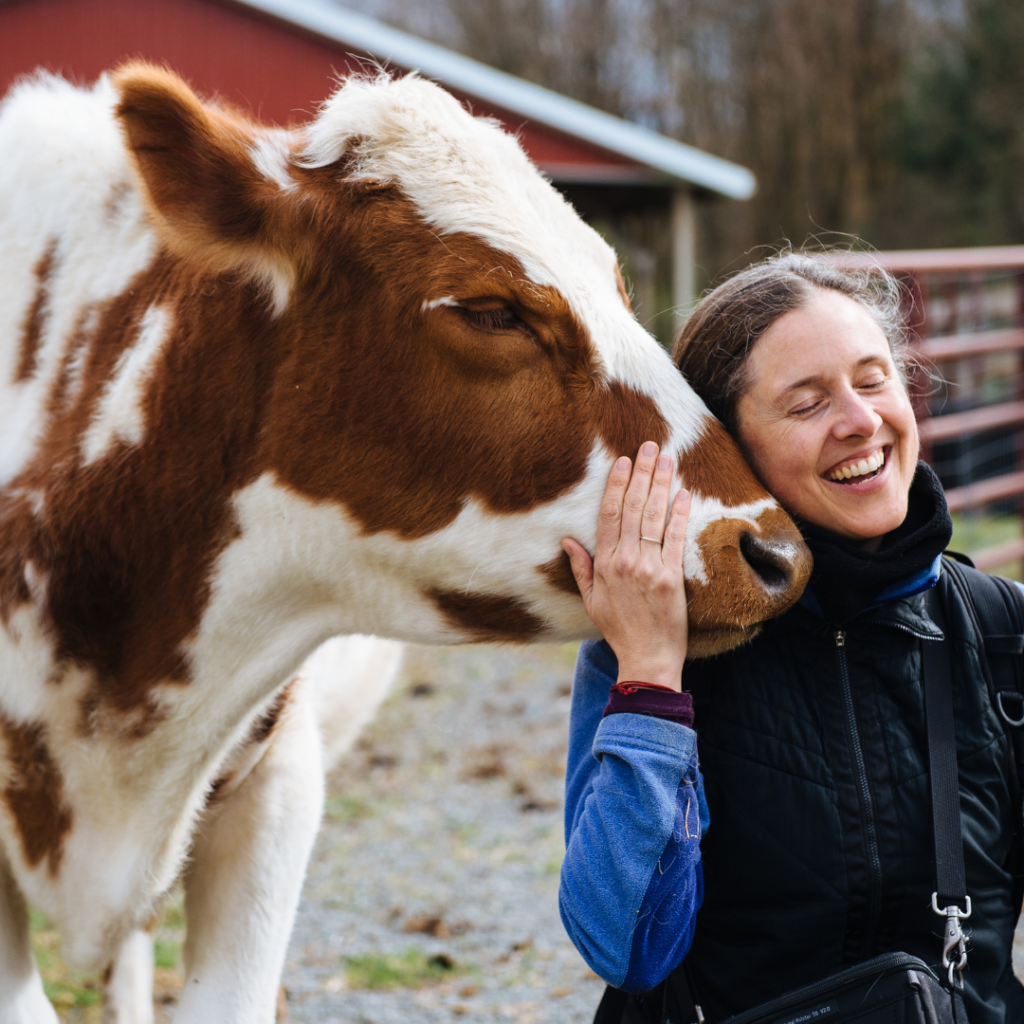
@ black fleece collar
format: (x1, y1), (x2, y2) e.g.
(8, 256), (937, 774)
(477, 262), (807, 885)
(796, 461), (953, 625)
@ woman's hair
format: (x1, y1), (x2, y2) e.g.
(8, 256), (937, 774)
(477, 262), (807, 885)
(671, 252), (911, 435)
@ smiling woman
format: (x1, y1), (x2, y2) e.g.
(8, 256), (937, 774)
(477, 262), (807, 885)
(558, 252), (1024, 1024)
(735, 288), (920, 547)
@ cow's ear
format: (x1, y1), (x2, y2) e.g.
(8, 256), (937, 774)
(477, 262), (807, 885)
(113, 63), (293, 306)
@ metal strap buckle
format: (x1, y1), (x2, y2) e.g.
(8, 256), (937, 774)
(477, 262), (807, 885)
(996, 691), (1024, 728)
(931, 892), (971, 988)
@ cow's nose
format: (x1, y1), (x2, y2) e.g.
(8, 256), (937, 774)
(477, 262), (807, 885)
(739, 527), (812, 597)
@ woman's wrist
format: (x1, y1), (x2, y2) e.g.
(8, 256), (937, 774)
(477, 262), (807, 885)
(615, 660), (684, 692)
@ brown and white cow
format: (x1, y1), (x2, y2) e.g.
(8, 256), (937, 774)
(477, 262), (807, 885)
(0, 65), (811, 1022)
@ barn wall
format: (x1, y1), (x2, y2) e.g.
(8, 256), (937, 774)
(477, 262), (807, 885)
(0, 0), (637, 173)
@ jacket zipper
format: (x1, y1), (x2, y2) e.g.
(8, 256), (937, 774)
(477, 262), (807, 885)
(834, 629), (884, 958)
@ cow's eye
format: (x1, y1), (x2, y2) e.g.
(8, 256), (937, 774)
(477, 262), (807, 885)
(458, 306), (533, 336)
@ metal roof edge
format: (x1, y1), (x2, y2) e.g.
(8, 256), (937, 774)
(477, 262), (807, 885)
(826, 245), (1024, 273)
(235, 0), (756, 200)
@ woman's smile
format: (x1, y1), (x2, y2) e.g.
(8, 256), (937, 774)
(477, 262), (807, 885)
(824, 445), (887, 483)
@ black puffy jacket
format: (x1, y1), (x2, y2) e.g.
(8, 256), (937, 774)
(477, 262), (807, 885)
(681, 570), (1024, 1023)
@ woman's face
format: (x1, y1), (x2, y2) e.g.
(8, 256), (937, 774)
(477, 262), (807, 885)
(734, 288), (919, 546)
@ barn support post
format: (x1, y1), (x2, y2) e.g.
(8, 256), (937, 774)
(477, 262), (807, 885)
(671, 187), (697, 333)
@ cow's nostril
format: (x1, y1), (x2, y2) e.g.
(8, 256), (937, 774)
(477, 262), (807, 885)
(739, 532), (795, 593)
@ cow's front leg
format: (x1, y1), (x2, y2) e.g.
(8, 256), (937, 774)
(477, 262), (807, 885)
(101, 928), (154, 1024)
(0, 851), (59, 1024)
(174, 684), (324, 1024)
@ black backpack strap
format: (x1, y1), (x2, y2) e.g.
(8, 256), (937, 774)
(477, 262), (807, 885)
(940, 554), (1024, 918)
(922, 589), (971, 990)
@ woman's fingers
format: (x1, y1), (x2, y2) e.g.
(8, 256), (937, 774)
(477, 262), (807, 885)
(640, 454), (674, 549)
(595, 455), (633, 555)
(621, 441), (660, 543)
(662, 487), (691, 570)
(562, 538), (594, 606)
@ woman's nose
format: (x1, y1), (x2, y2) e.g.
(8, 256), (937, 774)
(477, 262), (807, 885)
(831, 389), (882, 439)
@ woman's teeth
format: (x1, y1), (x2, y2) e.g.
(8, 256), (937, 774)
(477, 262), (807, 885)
(828, 450), (885, 482)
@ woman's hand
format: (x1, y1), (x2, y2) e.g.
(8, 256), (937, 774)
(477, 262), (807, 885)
(563, 441), (690, 691)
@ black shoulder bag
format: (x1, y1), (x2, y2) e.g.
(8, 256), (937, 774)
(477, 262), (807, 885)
(596, 582), (987, 1024)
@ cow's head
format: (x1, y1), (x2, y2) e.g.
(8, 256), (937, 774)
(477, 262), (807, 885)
(112, 64), (811, 656)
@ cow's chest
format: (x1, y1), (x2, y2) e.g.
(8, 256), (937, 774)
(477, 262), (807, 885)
(0, 618), (286, 970)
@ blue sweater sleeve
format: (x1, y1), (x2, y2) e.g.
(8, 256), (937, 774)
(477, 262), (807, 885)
(559, 639), (708, 992)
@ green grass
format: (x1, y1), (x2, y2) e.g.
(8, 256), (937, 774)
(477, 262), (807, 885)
(30, 910), (103, 1021)
(154, 935), (181, 970)
(29, 891), (186, 1019)
(950, 512), (1023, 579)
(324, 794), (374, 822)
(345, 949), (462, 990)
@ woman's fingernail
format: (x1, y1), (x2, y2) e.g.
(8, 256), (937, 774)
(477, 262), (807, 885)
(657, 455), (670, 472)
(615, 456), (631, 472)
(641, 441), (658, 457)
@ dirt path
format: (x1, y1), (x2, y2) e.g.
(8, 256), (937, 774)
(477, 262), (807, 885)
(282, 641), (606, 1023)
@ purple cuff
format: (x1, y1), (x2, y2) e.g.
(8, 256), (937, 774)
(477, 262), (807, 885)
(602, 688), (694, 728)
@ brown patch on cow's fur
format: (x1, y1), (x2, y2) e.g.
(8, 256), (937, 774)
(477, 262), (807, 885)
(538, 551), (579, 596)
(0, 498), (33, 622)
(679, 418), (767, 505)
(0, 715), (73, 875)
(428, 588), (545, 641)
(15, 239), (58, 383)
(49, 303), (105, 416)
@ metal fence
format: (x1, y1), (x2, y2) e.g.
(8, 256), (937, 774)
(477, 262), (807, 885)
(834, 246), (1024, 571)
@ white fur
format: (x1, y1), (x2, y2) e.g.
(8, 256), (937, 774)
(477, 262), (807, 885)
(683, 496), (777, 584)
(81, 303), (171, 465)
(250, 132), (297, 194)
(306, 635), (405, 772)
(104, 930), (154, 1024)
(0, 74), (156, 487)
(0, 851), (59, 1024)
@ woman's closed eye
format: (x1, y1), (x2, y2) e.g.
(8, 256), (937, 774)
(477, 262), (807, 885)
(459, 306), (533, 336)
(790, 397), (823, 417)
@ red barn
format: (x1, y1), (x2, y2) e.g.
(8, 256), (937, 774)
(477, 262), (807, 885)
(0, 0), (755, 339)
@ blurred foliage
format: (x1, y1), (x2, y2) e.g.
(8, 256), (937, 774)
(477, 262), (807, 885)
(354, 0), (1024, 285)
(880, 0), (1024, 249)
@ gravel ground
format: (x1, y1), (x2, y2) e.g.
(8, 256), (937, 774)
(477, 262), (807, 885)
(282, 641), (607, 1024)
(280, 639), (1024, 1024)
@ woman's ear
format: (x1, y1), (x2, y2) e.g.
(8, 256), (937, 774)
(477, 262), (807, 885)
(113, 62), (295, 308)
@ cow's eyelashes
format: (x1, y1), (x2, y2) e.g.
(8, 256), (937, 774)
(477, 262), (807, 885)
(458, 306), (533, 336)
